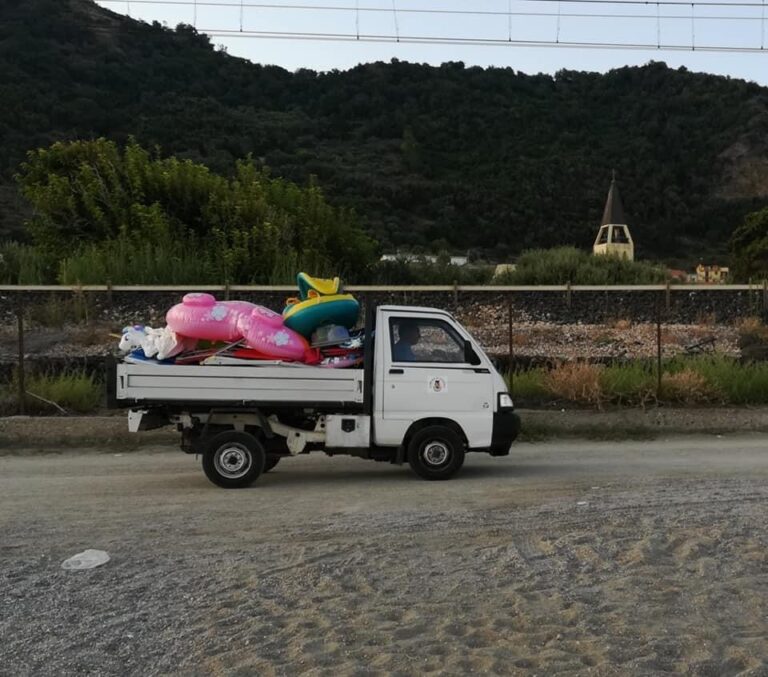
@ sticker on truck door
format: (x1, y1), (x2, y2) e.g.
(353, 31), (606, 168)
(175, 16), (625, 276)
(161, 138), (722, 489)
(428, 377), (447, 393)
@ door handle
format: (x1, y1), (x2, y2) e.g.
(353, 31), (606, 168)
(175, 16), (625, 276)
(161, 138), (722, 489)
(389, 368), (404, 374)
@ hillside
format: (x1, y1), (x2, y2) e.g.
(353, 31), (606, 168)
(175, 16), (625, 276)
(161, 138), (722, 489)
(2, 0), (768, 259)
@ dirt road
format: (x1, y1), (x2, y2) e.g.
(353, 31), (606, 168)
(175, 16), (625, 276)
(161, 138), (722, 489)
(2, 437), (767, 676)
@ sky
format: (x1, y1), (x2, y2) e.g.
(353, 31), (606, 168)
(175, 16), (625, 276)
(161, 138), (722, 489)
(95, 0), (768, 85)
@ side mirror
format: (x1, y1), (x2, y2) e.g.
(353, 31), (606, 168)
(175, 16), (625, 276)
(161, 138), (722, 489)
(464, 340), (481, 366)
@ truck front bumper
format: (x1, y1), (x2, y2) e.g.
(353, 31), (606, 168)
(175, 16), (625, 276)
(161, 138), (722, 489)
(489, 410), (521, 456)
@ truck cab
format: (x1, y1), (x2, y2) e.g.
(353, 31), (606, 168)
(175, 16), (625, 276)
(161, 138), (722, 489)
(373, 306), (517, 456)
(112, 305), (520, 487)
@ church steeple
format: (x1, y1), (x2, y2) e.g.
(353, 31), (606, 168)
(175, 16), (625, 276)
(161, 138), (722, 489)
(601, 169), (626, 226)
(593, 171), (635, 261)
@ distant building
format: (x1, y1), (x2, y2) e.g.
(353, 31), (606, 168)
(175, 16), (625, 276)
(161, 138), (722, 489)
(493, 263), (517, 280)
(379, 253), (468, 266)
(593, 172), (635, 261)
(667, 269), (688, 283)
(696, 264), (729, 284)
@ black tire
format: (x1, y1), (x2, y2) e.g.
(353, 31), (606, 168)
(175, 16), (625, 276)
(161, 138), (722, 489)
(202, 431), (265, 488)
(264, 455), (281, 473)
(407, 425), (465, 481)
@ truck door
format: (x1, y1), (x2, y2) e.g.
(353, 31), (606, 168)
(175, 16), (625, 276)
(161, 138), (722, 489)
(376, 313), (494, 448)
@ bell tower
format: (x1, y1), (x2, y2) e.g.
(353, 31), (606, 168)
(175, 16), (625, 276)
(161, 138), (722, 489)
(593, 171), (634, 261)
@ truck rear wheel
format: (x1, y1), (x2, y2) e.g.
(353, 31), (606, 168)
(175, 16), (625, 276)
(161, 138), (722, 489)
(202, 431), (265, 488)
(264, 455), (281, 472)
(407, 425), (465, 481)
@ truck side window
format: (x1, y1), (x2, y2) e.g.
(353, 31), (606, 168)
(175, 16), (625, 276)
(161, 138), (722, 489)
(390, 318), (466, 363)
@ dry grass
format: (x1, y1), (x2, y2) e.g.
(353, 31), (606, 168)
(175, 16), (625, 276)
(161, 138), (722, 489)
(512, 333), (532, 347)
(685, 325), (717, 341)
(736, 316), (765, 334)
(736, 316), (768, 348)
(696, 312), (718, 326)
(608, 318), (632, 330)
(543, 362), (602, 406)
(661, 369), (720, 405)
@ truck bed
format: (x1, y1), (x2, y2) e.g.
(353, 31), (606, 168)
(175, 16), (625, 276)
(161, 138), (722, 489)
(113, 362), (365, 407)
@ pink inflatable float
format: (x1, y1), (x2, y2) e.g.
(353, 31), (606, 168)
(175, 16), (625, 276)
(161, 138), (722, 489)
(167, 293), (254, 343)
(166, 293), (310, 362)
(239, 307), (310, 361)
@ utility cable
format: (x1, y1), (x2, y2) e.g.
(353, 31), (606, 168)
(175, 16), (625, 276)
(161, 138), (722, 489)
(198, 27), (768, 52)
(97, 1), (768, 14)
(391, 0), (400, 43)
(92, 1), (768, 23)
(690, 2), (695, 49)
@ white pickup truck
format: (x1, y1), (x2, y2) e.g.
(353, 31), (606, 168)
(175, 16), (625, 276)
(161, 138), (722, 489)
(109, 304), (520, 487)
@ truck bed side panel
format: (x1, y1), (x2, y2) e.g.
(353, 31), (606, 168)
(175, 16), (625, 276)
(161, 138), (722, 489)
(116, 364), (364, 405)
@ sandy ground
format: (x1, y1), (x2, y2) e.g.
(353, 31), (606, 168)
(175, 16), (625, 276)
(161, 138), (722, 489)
(1, 438), (768, 676)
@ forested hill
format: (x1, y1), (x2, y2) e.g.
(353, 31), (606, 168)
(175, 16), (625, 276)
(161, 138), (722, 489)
(3, 0), (768, 259)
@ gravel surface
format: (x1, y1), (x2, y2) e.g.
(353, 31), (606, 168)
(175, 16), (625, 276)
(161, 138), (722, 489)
(2, 438), (768, 675)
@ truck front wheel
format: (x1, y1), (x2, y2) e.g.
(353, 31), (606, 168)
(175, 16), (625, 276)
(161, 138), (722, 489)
(202, 431), (265, 488)
(407, 426), (465, 481)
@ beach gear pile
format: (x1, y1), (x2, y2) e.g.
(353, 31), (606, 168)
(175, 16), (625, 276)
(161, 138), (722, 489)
(118, 273), (363, 368)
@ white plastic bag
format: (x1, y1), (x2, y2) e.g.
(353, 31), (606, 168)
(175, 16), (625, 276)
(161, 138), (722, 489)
(61, 549), (110, 570)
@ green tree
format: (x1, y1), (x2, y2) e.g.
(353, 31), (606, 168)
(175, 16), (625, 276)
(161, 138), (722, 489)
(15, 139), (376, 284)
(498, 246), (669, 285)
(729, 207), (768, 282)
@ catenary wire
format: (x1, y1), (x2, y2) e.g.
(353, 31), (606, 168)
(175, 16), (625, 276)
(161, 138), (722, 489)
(92, 0), (768, 22)
(96, 0), (768, 14)
(197, 27), (768, 51)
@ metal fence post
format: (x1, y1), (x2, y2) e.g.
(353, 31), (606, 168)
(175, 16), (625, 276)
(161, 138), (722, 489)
(508, 295), (514, 392)
(656, 294), (663, 401)
(16, 296), (25, 415)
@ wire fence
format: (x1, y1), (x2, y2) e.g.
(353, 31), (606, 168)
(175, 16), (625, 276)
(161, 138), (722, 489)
(1, 284), (766, 414)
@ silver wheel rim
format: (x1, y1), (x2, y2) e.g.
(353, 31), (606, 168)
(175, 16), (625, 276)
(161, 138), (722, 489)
(422, 441), (450, 467)
(214, 444), (252, 479)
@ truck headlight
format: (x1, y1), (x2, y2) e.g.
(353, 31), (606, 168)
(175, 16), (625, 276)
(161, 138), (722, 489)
(498, 392), (514, 410)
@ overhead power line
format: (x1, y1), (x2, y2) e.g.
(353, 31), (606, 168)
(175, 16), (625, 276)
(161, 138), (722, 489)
(198, 28), (768, 52)
(90, 0), (768, 54)
(97, 0), (768, 12)
(95, 0), (768, 23)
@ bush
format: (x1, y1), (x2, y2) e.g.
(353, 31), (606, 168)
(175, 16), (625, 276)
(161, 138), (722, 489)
(368, 259), (494, 285)
(507, 355), (768, 408)
(0, 241), (53, 284)
(736, 316), (768, 348)
(661, 368), (719, 404)
(599, 362), (656, 407)
(2, 369), (103, 414)
(25, 293), (93, 327)
(543, 362), (603, 405)
(495, 246), (669, 285)
(687, 355), (768, 405)
(508, 368), (548, 400)
(16, 139), (376, 284)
